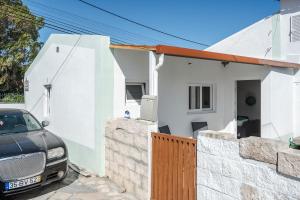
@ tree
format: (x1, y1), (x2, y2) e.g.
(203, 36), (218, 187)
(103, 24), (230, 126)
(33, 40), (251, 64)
(0, 0), (44, 93)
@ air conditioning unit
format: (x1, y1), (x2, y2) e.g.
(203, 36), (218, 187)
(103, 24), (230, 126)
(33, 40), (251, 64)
(140, 95), (158, 122)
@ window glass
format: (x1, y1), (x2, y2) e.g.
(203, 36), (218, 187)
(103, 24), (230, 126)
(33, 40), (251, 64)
(0, 112), (42, 135)
(126, 84), (144, 101)
(202, 86), (211, 109)
(189, 86), (200, 109)
(189, 84), (214, 111)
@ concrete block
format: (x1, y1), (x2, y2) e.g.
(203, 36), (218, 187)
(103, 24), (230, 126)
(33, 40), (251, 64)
(240, 183), (259, 200)
(198, 135), (241, 161)
(197, 185), (236, 200)
(198, 168), (241, 198)
(124, 159), (136, 171)
(136, 163), (148, 175)
(135, 187), (148, 200)
(129, 146), (142, 161)
(239, 136), (288, 164)
(129, 170), (141, 186)
(278, 148), (300, 178)
(134, 135), (148, 151)
(123, 179), (135, 193)
(141, 150), (148, 164)
(141, 175), (148, 190)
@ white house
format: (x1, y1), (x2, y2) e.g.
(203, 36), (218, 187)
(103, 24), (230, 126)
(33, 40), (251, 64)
(24, 33), (300, 175)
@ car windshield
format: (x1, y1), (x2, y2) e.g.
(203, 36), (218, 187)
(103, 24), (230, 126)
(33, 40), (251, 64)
(0, 112), (42, 135)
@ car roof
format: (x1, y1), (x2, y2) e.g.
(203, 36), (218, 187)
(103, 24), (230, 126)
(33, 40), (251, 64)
(0, 108), (28, 114)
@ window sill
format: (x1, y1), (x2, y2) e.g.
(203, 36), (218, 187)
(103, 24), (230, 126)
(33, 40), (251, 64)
(187, 109), (216, 115)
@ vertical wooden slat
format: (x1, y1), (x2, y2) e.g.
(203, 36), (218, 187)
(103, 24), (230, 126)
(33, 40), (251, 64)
(151, 132), (196, 200)
(192, 143), (196, 200)
(168, 139), (174, 200)
(173, 139), (178, 200)
(182, 142), (188, 200)
(158, 137), (163, 199)
(151, 135), (157, 200)
(178, 140), (183, 200)
(162, 137), (167, 200)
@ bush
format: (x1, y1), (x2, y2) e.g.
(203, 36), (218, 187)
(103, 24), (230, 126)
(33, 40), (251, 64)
(1, 93), (24, 103)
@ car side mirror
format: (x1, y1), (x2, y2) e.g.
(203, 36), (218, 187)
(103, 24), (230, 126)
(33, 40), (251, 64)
(42, 120), (50, 127)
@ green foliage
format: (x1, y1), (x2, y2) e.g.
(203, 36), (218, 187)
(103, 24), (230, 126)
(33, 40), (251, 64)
(0, 93), (24, 103)
(0, 0), (44, 93)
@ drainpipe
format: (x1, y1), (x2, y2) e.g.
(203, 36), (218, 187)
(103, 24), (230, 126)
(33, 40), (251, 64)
(148, 51), (164, 200)
(149, 52), (164, 96)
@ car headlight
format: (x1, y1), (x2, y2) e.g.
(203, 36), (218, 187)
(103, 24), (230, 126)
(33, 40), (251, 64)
(47, 147), (65, 159)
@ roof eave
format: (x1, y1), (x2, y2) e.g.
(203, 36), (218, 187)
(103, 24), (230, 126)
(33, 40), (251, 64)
(110, 44), (300, 69)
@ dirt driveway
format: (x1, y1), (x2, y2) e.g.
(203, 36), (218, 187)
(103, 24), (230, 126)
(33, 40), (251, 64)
(8, 169), (137, 200)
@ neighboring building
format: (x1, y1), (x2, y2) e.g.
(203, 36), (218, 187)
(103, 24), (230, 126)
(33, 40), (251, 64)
(208, 0), (300, 62)
(208, 0), (300, 139)
(25, 33), (300, 175)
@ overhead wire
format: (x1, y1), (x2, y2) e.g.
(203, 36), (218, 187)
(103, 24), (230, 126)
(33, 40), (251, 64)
(1, 5), (128, 44)
(77, 0), (210, 47)
(26, 0), (168, 45)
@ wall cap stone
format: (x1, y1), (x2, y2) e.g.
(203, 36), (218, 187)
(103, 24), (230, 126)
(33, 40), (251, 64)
(198, 131), (236, 140)
(278, 148), (300, 178)
(239, 136), (288, 165)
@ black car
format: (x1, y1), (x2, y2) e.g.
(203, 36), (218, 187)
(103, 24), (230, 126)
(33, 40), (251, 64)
(0, 109), (68, 196)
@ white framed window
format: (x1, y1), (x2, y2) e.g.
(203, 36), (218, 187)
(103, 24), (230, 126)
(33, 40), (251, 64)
(126, 82), (145, 103)
(188, 84), (214, 112)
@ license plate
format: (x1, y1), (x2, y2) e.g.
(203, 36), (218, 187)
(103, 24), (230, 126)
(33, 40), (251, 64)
(5, 175), (42, 191)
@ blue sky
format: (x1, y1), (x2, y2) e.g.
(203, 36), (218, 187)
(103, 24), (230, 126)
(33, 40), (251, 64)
(23, 0), (280, 49)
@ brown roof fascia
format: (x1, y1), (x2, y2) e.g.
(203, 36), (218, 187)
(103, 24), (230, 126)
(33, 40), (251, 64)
(155, 45), (300, 69)
(110, 44), (300, 69)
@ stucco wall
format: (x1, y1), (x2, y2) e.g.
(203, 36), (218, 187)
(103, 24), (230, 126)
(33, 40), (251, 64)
(197, 134), (300, 200)
(112, 49), (149, 119)
(157, 55), (294, 139)
(24, 34), (114, 175)
(207, 15), (274, 59)
(111, 50), (295, 139)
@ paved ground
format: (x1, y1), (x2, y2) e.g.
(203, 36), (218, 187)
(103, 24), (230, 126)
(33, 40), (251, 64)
(10, 169), (138, 200)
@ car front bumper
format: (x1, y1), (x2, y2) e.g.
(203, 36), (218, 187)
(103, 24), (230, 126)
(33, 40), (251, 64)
(0, 158), (68, 196)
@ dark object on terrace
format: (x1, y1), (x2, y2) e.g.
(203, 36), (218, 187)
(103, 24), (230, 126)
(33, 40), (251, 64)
(159, 125), (171, 134)
(289, 137), (300, 149)
(0, 109), (68, 197)
(238, 119), (260, 139)
(191, 121), (208, 132)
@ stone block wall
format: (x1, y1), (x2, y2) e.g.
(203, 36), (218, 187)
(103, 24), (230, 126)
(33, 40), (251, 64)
(197, 134), (300, 200)
(105, 118), (156, 200)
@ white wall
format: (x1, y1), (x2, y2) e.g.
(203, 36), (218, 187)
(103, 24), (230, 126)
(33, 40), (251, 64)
(112, 49), (149, 119)
(207, 16), (273, 59)
(208, 0), (300, 62)
(157, 55), (294, 139)
(25, 34), (113, 175)
(25, 34), (96, 148)
(293, 69), (300, 137)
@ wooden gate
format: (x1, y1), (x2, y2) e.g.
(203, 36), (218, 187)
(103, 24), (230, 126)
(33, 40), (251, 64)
(151, 132), (197, 200)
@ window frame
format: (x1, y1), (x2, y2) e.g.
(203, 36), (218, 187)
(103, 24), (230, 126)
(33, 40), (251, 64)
(188, 83), (215, 113)
(125, 82), (146, 103)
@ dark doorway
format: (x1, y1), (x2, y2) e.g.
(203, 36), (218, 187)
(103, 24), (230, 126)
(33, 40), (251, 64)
(237, 80), (261, 139)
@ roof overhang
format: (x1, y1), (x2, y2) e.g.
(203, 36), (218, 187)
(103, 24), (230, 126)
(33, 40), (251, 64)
(110, 44), (300, 69)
